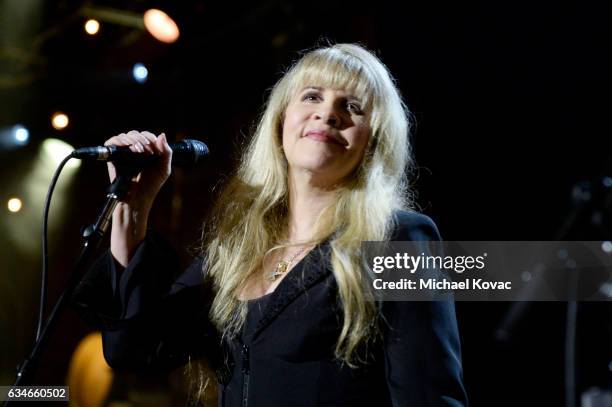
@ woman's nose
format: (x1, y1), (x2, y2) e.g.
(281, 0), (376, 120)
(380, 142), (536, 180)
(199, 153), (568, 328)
(314, 103), (340, 126)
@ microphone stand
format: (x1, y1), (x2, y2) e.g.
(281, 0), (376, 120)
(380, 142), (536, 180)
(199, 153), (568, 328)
(494, 176), (611, 407)
(3, 170), (136, 406)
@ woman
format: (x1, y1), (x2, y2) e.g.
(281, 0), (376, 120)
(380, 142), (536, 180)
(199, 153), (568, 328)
(74, 43), (468, 406)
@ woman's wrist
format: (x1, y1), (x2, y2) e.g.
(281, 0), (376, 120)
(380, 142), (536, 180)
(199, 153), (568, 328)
(110, 202), (151, 268)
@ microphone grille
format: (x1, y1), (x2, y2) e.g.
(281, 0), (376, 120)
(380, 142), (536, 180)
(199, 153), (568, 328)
(188, 139), (209, 162)
(175, 139), (209, 167)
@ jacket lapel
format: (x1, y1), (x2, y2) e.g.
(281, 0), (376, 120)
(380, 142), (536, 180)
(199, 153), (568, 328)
(251, 241), (333, 339)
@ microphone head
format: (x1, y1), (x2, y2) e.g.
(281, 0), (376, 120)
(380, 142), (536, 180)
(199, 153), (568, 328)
(172, 139), (209, 167)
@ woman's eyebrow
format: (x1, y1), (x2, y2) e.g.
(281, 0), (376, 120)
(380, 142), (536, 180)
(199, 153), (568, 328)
(300, 86), (323, 92)
(301, 86), (360, 100)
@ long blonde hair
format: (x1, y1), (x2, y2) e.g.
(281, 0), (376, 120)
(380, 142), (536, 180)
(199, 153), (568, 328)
(202, 43), (414, 366)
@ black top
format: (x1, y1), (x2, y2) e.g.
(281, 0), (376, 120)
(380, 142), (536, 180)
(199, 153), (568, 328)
(243, 293), (273, 343)
(72, 210), (468, 407)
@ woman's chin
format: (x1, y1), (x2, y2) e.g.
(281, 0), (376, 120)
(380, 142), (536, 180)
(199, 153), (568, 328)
(288, 162), (350, 187)
(290, 160), (333, 175)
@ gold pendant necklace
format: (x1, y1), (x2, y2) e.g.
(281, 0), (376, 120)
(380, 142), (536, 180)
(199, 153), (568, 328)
(267, 247), (307, 282)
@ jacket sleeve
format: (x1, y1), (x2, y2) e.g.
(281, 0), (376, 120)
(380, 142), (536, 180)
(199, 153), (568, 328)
(72, 231), (221, 373)
(382, 211), (468, 406)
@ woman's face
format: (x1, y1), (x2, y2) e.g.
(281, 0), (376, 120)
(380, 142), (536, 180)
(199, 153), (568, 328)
(281, 85), (370, 186)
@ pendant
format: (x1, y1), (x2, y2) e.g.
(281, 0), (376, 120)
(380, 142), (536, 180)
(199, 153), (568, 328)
(267, 260), (289, 282)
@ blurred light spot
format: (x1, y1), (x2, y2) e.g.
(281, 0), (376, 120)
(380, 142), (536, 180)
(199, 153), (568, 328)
(51, 112), (69, 130)
(604, 177), (612, 188)
(84, 19), (100, 35)
(132, 63), (148, 83)
(600, 283), (612, 299)
(521, 271), (532, 282)
(7, 198), (22, 213)
(143, 9), (179, 43)
(602, 241), (612, 254)
(67, 332), (112, 407)
(13, 125), (29, 144)
(42, 138), (80, 169)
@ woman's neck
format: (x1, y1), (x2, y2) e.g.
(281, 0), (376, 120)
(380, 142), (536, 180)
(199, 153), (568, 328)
(287, 169), (337, 242)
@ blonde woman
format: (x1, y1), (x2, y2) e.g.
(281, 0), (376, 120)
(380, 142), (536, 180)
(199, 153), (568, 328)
(75, 43), (468, 406)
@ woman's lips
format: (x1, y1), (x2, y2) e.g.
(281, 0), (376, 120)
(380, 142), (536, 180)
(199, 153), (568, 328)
(305, 131), (345, 146)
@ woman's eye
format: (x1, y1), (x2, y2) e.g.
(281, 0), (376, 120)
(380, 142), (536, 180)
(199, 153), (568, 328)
(346, 102), (363, 114)
(302, 93), (321, 102)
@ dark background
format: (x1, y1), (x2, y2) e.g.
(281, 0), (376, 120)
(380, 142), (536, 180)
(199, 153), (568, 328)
(0, 0), (610, 406)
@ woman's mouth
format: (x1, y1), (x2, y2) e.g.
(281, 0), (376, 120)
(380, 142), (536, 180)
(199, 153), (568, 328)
(305, 130), (345, 146)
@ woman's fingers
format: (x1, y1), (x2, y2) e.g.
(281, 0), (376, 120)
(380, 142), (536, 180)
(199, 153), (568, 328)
(104, 133), (131, 147)
(141, 131), (165, 155)
(103, 130), (170, 183)
(124, 131), (153, 154)
(104, 133), (140, 153)
(104, 131), (158, 154)
(139, 131), (158, 146)
(103, 130), (173, 193)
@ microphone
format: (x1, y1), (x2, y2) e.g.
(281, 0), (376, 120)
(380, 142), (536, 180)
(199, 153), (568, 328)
(72, 139), (209, 167)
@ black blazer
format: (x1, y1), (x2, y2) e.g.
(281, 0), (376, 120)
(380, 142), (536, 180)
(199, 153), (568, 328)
(73, 211), (468, 407)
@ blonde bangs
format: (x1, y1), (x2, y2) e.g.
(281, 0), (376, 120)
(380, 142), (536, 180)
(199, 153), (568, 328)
(286, 48), (378, 112)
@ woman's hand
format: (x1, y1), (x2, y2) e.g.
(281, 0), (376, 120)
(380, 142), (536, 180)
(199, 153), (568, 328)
(105, 130), (172, 268)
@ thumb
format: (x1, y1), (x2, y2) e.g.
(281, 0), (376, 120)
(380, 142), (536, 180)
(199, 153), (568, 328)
(158, 133), (172, 169)
(160, 133), (172, 154)
(156, 133), (166, 152)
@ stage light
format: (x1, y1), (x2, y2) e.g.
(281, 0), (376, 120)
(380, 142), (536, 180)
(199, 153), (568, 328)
(51, 112), (69, 130)
(143, 9), (179, 44)
(42, 138), (80, 169)
(5, 138), (80, 254)
(67, 333), (113, 407)
(7, 198), (22, 213)
(0, 125), (30, 150)
(602, 241), (612, 254)
(132, 63), (148, 83)
(13, 125), (29, 145)
(85, 19), (100, 35)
